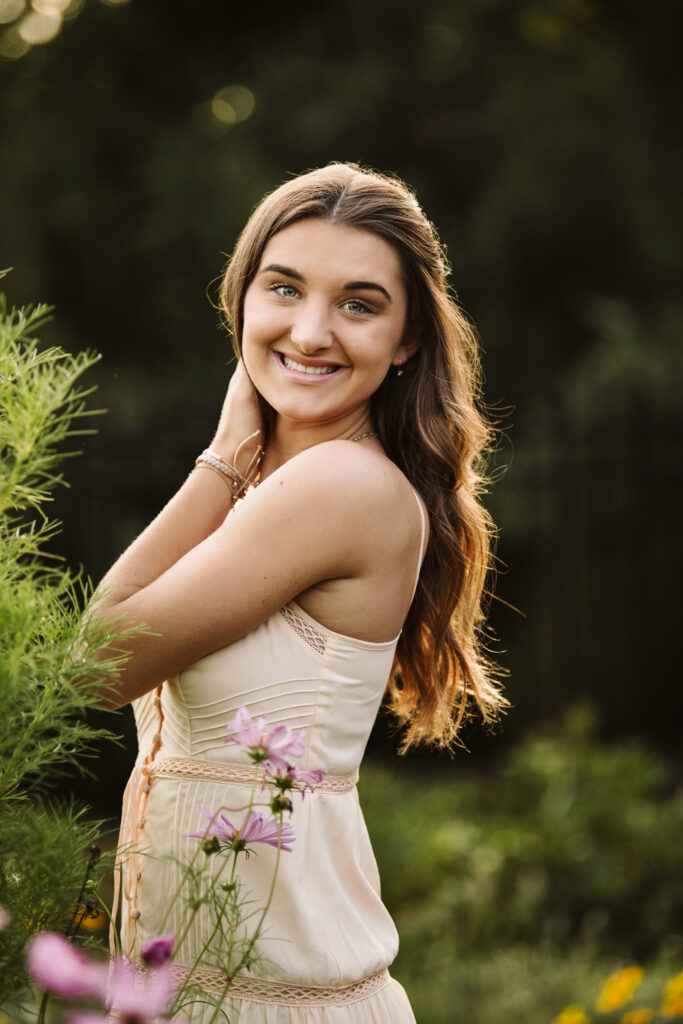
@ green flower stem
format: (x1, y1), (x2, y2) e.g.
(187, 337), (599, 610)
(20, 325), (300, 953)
(173, 765), (264, 1016)
(95, 889), (122, 956)
(36, 989), (50, 1024)
(155, 819), (214, 940)
(172, 848), (241, 1015)
(170, 843), (236, 966)
(203, 810), (286, 1024)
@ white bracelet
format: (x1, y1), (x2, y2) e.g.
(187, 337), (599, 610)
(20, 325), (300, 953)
(195, 450), (241, 491)
(195, 433), (263, 498)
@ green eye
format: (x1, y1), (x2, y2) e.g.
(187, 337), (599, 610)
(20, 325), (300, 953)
(344, 300), (372, 314)
(270, 283), (298, 298)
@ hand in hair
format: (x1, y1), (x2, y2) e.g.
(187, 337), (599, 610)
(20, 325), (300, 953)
(210, 359), (264, 471)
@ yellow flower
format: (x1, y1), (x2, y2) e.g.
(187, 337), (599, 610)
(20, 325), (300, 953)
(621, 1010), (654, 1024)
(662, 994), (683, 1018)
(552, 1006), (591, 1024)
(664, 972), (683, 997)
(596, 967), (645, 1013)
(661, 971), (683, 1019)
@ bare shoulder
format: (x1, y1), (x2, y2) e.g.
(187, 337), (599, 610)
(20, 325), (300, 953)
(249, 441), (429, 586)
(265, 441), (428, 637)
(261, 439), (425, 525)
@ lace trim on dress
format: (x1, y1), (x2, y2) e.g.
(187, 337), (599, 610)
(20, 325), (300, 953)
(147, 756), (358, 793)
(167, 964), (390, 1006)
(279, 603), (327, 655)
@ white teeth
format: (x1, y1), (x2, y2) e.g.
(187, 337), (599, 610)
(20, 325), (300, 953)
(282, 355), (338, 375)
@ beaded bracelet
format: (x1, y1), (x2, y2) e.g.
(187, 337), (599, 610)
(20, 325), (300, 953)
(195, 430), (263, 498)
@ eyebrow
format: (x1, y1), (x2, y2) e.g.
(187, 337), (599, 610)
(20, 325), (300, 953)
(260, 264), (392, 302)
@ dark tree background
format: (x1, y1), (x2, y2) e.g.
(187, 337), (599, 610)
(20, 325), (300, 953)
(1, 0), (681, 810)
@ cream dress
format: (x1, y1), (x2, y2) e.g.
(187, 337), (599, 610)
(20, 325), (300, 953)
(115, 488), (425, 1023)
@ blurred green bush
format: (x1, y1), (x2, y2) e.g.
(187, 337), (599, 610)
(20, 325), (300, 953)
(361, 707), (683, 1023)
(0, 286), (130, 1010)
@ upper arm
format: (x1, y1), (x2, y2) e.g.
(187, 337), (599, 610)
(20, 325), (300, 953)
(93, 444), (386, 706)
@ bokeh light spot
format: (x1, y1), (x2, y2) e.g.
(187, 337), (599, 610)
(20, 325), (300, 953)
(0, 0), (24, 24)
(32, 0), (70, 13)
(212, 84), (255, 124)
(0, 26), (29, 56)
(63, 0), (84, 19)
(211, 97), (236, 124)
(17, 9), (61, 42)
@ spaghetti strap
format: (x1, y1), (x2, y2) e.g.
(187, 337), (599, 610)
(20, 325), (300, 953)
(409, 487), (427, 600)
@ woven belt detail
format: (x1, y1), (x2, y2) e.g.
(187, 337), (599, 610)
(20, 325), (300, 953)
(146, 756), (359, 793)
(168, 964), (390, 1006)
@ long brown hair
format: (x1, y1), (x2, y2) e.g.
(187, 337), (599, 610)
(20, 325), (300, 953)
(220, 163), (507, 750)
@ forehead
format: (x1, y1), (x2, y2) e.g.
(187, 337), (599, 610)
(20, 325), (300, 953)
(258, 218), (404, 285)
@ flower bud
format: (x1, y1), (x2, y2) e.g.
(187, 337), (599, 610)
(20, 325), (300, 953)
(140, 933), (176, 968)
(270, 794), (293, 813)
(202, 836), (221, 856)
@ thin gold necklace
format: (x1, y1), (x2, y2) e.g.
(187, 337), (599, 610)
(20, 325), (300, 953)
(351, 431), (379, 443)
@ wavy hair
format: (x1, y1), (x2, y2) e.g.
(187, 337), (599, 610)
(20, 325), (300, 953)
(220, 163), (507, 750)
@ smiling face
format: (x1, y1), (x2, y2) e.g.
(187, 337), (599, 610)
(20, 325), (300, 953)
(240, 218), (419, 435)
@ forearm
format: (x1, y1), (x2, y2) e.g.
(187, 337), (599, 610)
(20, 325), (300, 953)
(93, 360), (263, 615)
(94, 464), (234, 608)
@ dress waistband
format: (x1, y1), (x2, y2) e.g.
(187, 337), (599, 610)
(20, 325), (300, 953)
(145, 756), (359, 794)
(167, 964), (390, 1006)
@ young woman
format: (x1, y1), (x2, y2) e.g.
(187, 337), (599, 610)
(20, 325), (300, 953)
(96, 163), (507, 1022)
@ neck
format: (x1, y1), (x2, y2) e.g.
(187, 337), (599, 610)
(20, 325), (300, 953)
(260, 410), (375, 480)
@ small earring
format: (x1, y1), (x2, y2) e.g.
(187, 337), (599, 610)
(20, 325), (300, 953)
(395, 364), (404, 377)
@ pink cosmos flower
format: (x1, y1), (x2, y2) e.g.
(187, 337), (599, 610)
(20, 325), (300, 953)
(189, 807), (295, 853)
(140, 933), (176, 968)
(225, 707), (305, 773)
(69, 958), (175, 1024)
(106, 957), (175, 1019)
(27, 932), (106, 1000)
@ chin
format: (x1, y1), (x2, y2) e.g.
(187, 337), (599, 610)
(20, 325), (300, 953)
(272, 398), (368, 431)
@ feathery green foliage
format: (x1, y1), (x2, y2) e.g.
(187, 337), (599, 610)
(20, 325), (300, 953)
(0, 277), (133, 1005)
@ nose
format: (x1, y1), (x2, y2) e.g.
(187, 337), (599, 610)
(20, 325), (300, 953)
(289, 299), (334, 353)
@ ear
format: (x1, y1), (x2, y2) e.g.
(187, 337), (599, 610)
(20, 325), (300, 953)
(391, 327), (422, 366)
